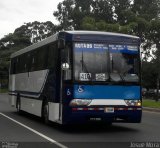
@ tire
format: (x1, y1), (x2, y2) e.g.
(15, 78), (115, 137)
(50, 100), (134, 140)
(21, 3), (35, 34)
(42, 102), (49, 124)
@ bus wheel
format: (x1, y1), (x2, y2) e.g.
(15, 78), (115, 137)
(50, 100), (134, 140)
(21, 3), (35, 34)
(42, 102), (49, 124)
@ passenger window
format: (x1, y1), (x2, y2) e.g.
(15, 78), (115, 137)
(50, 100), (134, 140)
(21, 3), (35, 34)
(48, 43), (57, 69)
(30, 51), (36, 71)
(36, 47), (47, 70)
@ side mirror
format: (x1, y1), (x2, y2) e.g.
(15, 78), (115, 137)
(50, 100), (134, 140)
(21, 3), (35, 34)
(58, 39), (65, 49)
(61, 63), (70, 70)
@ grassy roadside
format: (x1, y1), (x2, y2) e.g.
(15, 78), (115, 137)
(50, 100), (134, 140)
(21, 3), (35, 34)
(0, 88), (8, 93)
(143, 99), (160, 109)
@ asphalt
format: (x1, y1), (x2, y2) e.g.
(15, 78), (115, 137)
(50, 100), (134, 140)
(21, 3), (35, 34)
(0, 94), (160, 148)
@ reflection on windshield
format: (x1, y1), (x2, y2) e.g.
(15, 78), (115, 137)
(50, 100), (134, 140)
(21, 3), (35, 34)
(110, 53), (139, 82)
(74, 43), (109, 81)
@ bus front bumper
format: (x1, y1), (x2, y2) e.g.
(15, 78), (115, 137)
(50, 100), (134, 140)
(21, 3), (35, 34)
(63, 107), (142, 124)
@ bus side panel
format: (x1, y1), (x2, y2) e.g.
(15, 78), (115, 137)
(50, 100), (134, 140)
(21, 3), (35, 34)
(14, 70), (48, 93)
(48, 102), (60, 122)
(21, 97), (42, 117)
(9, 70), (49, 116)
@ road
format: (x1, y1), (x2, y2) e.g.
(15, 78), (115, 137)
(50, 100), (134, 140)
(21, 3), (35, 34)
(0, 94), (160, 148)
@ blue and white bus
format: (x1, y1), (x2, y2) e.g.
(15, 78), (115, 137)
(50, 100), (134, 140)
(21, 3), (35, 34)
(9, 31), (142, 124)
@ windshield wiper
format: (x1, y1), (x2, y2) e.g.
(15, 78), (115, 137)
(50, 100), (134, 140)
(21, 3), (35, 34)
(118, 72), (125, 82)
(116, 73), (139, 85)
(110, 72), (125, 83)
(80, 50), (93, 82)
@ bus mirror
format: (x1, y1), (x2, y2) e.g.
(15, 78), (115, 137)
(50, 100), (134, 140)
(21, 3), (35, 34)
(62, 63), (70, 70)
(58, 39), (65, 49)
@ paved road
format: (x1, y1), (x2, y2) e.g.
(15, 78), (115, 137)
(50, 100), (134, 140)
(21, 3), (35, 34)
(0, 94), (160, 148)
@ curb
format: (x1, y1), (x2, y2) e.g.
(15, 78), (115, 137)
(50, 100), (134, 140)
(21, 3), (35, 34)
(143, 107), (160, 113)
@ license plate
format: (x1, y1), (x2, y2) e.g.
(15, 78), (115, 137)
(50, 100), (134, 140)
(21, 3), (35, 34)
(89, 118), (102, 121)
(104, 107), (114, 113)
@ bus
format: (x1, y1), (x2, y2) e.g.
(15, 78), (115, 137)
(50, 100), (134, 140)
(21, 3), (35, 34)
(9, 31), (142, 125)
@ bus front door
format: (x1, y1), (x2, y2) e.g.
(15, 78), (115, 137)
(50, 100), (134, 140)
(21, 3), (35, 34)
(59, 47), (71, 123)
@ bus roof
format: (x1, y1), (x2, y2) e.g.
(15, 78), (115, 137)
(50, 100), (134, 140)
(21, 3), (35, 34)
(11, 33), (58, 58)
(11, 31), (139, 58)
(65, 31), (139, 39)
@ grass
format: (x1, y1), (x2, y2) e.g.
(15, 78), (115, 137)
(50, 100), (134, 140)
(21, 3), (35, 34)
(143, 99), (160, 109)
(0, 88), (8, 93)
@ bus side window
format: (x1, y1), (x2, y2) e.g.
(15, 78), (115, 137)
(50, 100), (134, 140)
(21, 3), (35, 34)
(24, 53), (28, 72)
(16, 57), (19, 73)
(18, 54), (27, 73)
(30, 51), (36, 71)
(13, 62), (16, 74)
(48, 43), (57, 69)
(36, 46), (47, 70)
(27, 53), (31, 72)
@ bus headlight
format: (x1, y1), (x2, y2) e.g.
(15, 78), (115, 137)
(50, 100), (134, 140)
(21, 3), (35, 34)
(69, 99), (92, 106)
(125, 100), (141, 106)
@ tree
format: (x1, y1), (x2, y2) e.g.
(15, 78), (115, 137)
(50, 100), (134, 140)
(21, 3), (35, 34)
(91, 0), (114, 23)
(147, 19), (160, 101)
(142, 61), (157, 89)
(0, 32), (31, 79)
(111, 0), (133, 25)
(53, 0), (115, 30)
(132, 0), (160, 21)
(14, 21), (58, 43)
(53, 0), (75, 30)
(81, 16), (120, 32)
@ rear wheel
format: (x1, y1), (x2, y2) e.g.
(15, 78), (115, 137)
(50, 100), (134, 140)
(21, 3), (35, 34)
(42, 102), (49, 124)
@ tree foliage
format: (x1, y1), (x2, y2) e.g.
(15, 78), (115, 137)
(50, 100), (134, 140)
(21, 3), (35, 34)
(14, 21), (59, 43)
(53, 0), (114, 30)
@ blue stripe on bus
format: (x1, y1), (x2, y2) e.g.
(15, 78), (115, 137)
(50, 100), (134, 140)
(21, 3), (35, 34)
(74, 85), (140, 99)
(109, 49), (138, 54)
(75, 48), (138, 54)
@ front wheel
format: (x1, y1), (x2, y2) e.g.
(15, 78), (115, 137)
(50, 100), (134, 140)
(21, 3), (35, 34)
(42, 102), (49, 124)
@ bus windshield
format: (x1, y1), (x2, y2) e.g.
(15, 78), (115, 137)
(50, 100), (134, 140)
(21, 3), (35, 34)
(74, 42), (140, 83)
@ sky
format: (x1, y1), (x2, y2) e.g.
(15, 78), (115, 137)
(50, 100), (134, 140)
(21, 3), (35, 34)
(0, 0), (63, 39)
